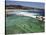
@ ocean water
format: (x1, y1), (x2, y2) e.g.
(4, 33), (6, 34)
(7, 9), (44, 16)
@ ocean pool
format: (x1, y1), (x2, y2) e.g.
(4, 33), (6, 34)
(6, 15), (44, 34)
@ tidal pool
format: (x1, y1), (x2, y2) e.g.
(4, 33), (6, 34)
(6, 15), (44, 34)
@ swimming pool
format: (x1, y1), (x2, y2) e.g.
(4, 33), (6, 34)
(6, 15), (44, 34)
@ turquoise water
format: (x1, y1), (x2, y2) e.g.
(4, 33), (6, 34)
(6, 15), (44, 34)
